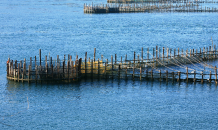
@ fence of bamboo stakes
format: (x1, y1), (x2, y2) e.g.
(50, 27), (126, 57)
(6, 45), (218, 84)
(84, 0), (218, 13)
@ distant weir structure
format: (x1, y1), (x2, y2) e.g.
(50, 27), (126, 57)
(84, 0), (218, 13)
(6, 42), (218, 84)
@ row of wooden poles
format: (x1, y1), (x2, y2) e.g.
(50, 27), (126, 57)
(7, 50), (82, 83)
(84, 0), (218, 13)
(6, 44), (218, 84)
(107, 0), (218, 3)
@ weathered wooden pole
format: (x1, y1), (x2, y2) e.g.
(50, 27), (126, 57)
(140, 67), (142, 80)
(125, 54), (127, 63)
(111, 55), (113, 78)
(118, 65), (121, 79)
(215, 66), (217, 84)
(94, 48), (96, 62)
(162, 47), (164, 61)
(141, 47), (143, 62)
(159, 70), (161, 81)
(67, 61), (69, 82)
(51, 64), (54, 81)
(194, 70), (196, 83)
(178, 48), (180, 56)
(172, 72), (174, 82)
(201, 71), (204, 84)
(35, 56), (36, 68)
(18, 63), (20, 82)
(156, 46), (158, 60)
(71, 61), (74, 79)
(209, 71), (212, 83)
(186, 67), (188, 82)
(15, 60), (17, 78)
(166, 70), (168, 82)
(115, 54), (117, 64)
(28, 65), (31, 83)
(39, 49), (41, 66)
(63, 60), (65, 78)
(177, 71), (180, 82)
(85, 52), (87, 77)
(35, 65), (38, 83)
(98, 59), (100, 79)
(105, 62), (107, 78)
(190, 49), (192, 57)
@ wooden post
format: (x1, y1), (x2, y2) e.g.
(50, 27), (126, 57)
(201, 71), (204, 84)
(146, 69), (148, 80)
(151, 69), (153, 80)
(67, 61), (69, 82)
(141, 47), (143, 62)
(174, 49), (176, 58)
(140, 67), (142, 80)
(94, 48), (96, 62)
(194, 70), (196, 83)
(182, 49), (183, 57)
(45, 55), (47, 67)
(111, 55), (113, 78)
(98, 59), (100, 79)
(177, 71), (180, 82)
(118, 65), (121, 79)
(28, 65), (31, 83)
(15, 60), (17, 78)
(63, 61), (65, 78)
(125, 54), (127, 63)
(121, 56), (122, 69)
(209, 71), (212, 83)
(85, 52), (87, 77)
(35, 65), (37, 82)
(115, 54), (117, 64)
(215, 66), (217, 84)
(166, 70), (168, 82)
(91, 59), (93, 78)
(190, 49), (192, 57)
(156, 46), (158, 60)
(71, 61), (74, 79)
(22, 62), (25, 82)
(178, 48), (180, 56)
(172, 72), (174, 82)
(18, 63), (20, 82)
(159, 70), (161, 81)
(105, 62), (107, 78)
(51, 64), (54, 81)
(39, 49), (41, 66)
(186, 67), (188, 82)
(35, 56), (36, 68)
(162, 47), (164, 61)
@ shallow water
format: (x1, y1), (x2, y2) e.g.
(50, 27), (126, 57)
(1, 0), (218, 129)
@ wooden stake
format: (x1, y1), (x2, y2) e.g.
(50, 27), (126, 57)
(39, 49), (41, 66)
(94, 48), (96, 62)
(186, 67), (188, 82)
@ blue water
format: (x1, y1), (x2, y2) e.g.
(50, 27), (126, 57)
(1, 0), (218, 129)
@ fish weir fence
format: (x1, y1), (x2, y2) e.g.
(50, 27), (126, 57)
(6, 44), (218, 84)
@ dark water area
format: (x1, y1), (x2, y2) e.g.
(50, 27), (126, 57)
(1, 0), (218, 129)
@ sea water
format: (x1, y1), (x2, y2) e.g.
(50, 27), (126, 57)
(0, 0), (218, 129)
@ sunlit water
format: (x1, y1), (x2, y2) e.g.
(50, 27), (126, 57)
(1, 0), (218, 129)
